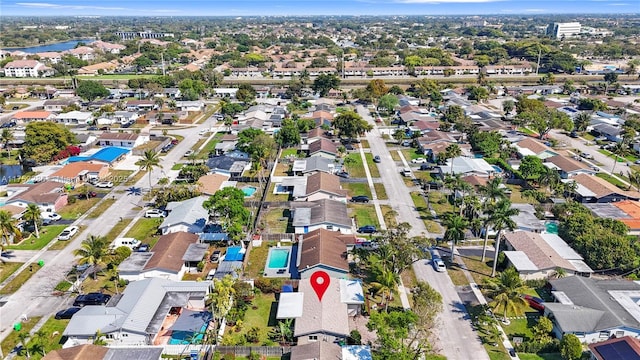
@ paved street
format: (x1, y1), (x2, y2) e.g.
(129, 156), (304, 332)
(357, 105), (489, 360)
(0, 116), (219, 346)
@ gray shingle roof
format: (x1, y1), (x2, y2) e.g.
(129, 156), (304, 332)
(161, 196), (209, 232)
(292, 199), (350, 228)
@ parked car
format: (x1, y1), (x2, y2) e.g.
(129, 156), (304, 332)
(205, 269), (217, 280)
(357, 225), (377, 234)
(73, 293), (111, 307)
(55, 307), (82, 320)
(144, 209), (166, 218)
(42, 212), (61, 221)
(99, 126), (110, 131)
(76, 191), (97, 200)
(171, 139), (179, 145)
(432, 258), (446, 272)
(580, 152), (594, 160)
(373, 155), (381, 163)
(523, 295), (545, 312)
(336, 171), (350, 179)
(198, 129), (210, 136)
(419, 164), (434, 171)
(210, 250), (221, 263)
(95, 181), (113, 188)
(87, 126), (98, 131)
(184, 150), (194, 157)
(136, 243), (150, 252)
(411, 157), (427, 164)
(58, 226), (79, 240)
(402, 140), (412, 147)
(569, 131), (579, 138)
(350, 195), (370, 203)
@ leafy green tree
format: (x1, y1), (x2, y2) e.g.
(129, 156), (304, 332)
(412, 281), (443, 331)
(76, 80), (109, 101)
(1, 129), (13, 157)
(515, 96), (545, 115)
(578, 98), (607, 111)
(519, 156), (547, 181)
(236, 128), (264, 153)
(367, 310), (426, 359)
(366, 79), (389, 102)
(393, 129), (406, 143)
(209, 275), (236, 344)
(312, 73), (340, 97)
(378, 93), (398, 115)
(520, 108), (573, 139)
(0, 209), (20, 245)
(134, 55), (153, 70)
(275, 119), (301, 147)
(573, 112), (591, 132)
(488, 199), (520, 277)
(247, 133), (277, 184)
(442, 213), (468, 262)
(467, 86), (489, 102)
(502, 100), (515, 114)
(560, 334), (583, 360)
(333, 110), (372, 139)
(23, 204), (41, 238)
(73, 235), (108, 280)
(236, 83), (257, 103)
(442, 105), (466, 124)
(22, 122), (76, 163)
(469, 131), (503, 157)
(135, 150), (161, 190)
(533, 317), (554, 344)
(203, 187), (249, 240)
(484, 267), (530, 321)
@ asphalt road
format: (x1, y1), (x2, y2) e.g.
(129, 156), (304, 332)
(0, 116), (219, 346)
(357, 105), (489, 360)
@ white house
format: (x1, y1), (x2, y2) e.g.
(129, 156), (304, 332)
(55, 111), (94, 125)
(2, 60), (52, 77)
(159, 196), (209, 235)
(96, 132), (147, 148)
(438, 157), (497, 178)
(175, 101), (205, 112)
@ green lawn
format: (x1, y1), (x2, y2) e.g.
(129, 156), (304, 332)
(124, 218), (162, 248)
(599, 148), (639, 163)
(364, 153), (381, 177)
(344, 153), (367, 178)
(374, 183), (388, 200)
(14, 317), (69, 359)
(342, 182), (372, 198)
(104, 218), (133, 242)
(196, 133), (224, 159)
(7, 225), (67, 250)
(428, 191), (453, 216)
(0, 262), (23, 284)
(264, 183), (289, 202)
(596, 172), (627, 189)
(171, 163), (184, 170)
(350, 204), (378, 228)
(124, 170), (147, 186)
(507, 184), (538, 204)
(401, 148), (425, 161)
(59, 197), (101, 220)
(0, 263), (41, 294)
(517, 353), (563, 360)
(260, 208), (291, 234)
(581, 133), (595, 141)
(280, 148), (298, 159)
(410, 191), (440, 233)
(224, 292), (278, 345)
(0, 316), (41, 357)
(381, 205), (398, 227)
(503, 317), (536, 341)
(246, 244), (270, 278)
(108, 170), (134, 184)
(87, 198), (116, 219)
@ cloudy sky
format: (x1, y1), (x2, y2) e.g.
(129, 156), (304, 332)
(2, 0), (637, 16)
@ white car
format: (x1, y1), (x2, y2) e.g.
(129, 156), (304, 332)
(42, 212), (61, 221)
(95, 181), (113, 188)
(144, 209), (166, 218)
(184, 150), (194, 157)
(198, 129), (210, 136)
(411, 158), (427, 164)
(58, 226), (79, 241)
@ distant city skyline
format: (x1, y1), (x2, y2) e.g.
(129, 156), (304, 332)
(1, 0), (638, 16)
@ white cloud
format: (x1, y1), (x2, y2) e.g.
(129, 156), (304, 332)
(16, 2), (126, 10)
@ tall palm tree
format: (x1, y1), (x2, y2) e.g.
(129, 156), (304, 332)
(628, 170), (640, 191)
(489, 199), (520, 277)
(135, 149), (161, 190)
(442, 213), (468, 262)
(573, 112), (591, 133)
(538, 167), (561, 194)
(479, 177), (507, 205)
(610, 142), (629, 175)
(16, 332), (30, 358)
(23, 204), (41, 238)
(0, 209), (21, 245)
(484, 267), (530, 322)
(1, 128), (14, 158)
(371, 267), (399, 312)
(444, 144), (462, 175)
(73, 235), (109, 280)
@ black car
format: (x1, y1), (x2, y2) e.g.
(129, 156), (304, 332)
(419, 164), (435, 171)
(87, 126), (98, 131)
(336, 171), (350, 179)
(77, 191), (98, 200)
(350, 195), (370, 203)
(344, 144), (355, 151)
(73, 293), (111, 307)
(136, 244), (150, 252)
(358, 225), (377, 234)
(210, 250), (221, 262)
(55, 307), (82, 320)
(569, 131), (579, 138)
(373, 155), (381, 163)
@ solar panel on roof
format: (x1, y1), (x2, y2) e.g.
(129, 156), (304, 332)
(596, 341), (640, 360)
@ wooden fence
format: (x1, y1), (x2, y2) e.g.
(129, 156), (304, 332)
(211, 346), (291, 357)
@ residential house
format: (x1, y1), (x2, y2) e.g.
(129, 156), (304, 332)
(96, 132), (146, 148)
(437, 157), (496, 178)
(2, 60), (52, 77)
(544, 155), (597, 179)
(502, 231), (593, 280)
(162, 88), (181, 99)
(196, 173), (232, 196)
(568, 173), (640, 203)
(292, 199), (352, 234)
(291, 155), (336, 176)
(65, 46), (95, 61)
(36, 52), (62, 64)
(118, 232), (206, 282)
(213, 134), (238, 156)
(125, 100), (155, 112)
(545, 276), (640, 343)
(62, 278), (210, 347)
(91, 41), (126, 54)
(44, 98), (81, 112)
(510, 203), (546, 233)
(592, 123), (623, 143)
(159, 196), (209, 235)
(585, 200), (640, 236)
(206, 155), (250, 177)
(289, 342), (342, 360)
(514, 138), (559, 160)
(305, 127), (332, 144)
(42, 344), (163, 360)
(340, 279), (365, 316)
(49, 161), (110, 185)
(5, 181), (68, 212)
(293, 276), (350, 344)
(297, 172), (348, 202)
(11, 111), (55, 123)
(175, 101), (204, 112)
(588, 336), (640, 360)
(410, 119), (441, 136)
(307, 138), (338, 159)
(77, 61), (118, 76)
(311, 110), (334, 127)
(67, 146), (130, 165)
(55, 111), (94, 125)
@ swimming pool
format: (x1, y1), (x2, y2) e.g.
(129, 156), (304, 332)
(168, 323), (207, 345)
(545, 221), (559, 234)
(491, 165), (503, 173)
(242, 186), (257, 197)
(267, 248), (290, 269)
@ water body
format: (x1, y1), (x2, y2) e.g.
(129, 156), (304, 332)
(3, 39), (95, 54)
(0, 165), (24, 185)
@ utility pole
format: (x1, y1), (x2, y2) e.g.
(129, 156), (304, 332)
(536, 47), (542, 75)
(161, 53), (166, 76)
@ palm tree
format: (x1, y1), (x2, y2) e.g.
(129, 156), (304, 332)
(23, 204), (41, 238)
(610, 142), (629, 175)
(489, 199), (520, 277)
(538, 167), (561, 194)
(371, 267), (399, 312)
(73, 235), (109, 280)
(628, 170), (640, 191)
(573, 112), (591, 133)
(444, 144), (462, 175)
(17, 332), (30, 358)
(479, 177), (507, 205)
(484, 267), (530, 322)
(442, 213), (468, 262)
(92, 330), (107, 345)
(0, 209), (21, 245)
(1, 128), (14, 158)
(135, 149), (161, 190)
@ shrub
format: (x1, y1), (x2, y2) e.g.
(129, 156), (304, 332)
(55, 280), (72, 292)
(245, 327), (261, 343)
(348, 330), (362, 345)
(254, 278), (283, 293)
(67, 195), (77, 204)
(197, 260), (205, 272)
(111, 246), (132, 265)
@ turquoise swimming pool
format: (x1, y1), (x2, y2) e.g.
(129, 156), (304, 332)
(545, 221), (559, 234)
(267, 248), (290, 269)
(242, 186), (257, 197)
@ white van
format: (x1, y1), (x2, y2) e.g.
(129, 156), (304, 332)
(110, 237), (141, 251)
(401, 167), (412, 177)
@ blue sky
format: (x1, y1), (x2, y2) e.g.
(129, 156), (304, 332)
(1, 0), (638, 16)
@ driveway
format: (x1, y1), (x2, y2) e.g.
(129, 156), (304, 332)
(357, 105), (489, 360)
(0, 116), (220, 344)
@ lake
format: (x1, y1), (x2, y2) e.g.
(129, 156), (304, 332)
(3, 39), (95, 54)
(0, 165), (24, 185)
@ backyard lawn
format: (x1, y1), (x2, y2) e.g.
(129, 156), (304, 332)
(124, 218), (162, 248)
(245, 244), (270, 278)
(343, 153), (367, 178)
(342, 182), (372, 198)
(260, 208), (291, 234)
(59, 197), (101, 220)
(223, 292), (278, 345)
(350, 204), (378, 228)
(14, 317), (69, 360)
(7, 225), (67, 250)
(280, 148), (298, 159)
(264, 183), (289, 202)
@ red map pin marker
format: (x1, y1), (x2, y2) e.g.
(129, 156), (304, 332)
(310, 271), (330, 301)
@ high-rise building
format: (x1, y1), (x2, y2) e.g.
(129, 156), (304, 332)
(547, 22), (582, 39)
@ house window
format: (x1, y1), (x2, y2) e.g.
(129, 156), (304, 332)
(309, 335), (318, 341)
(616, 331), (624, 337)
(599, 331), (610, 338)
(326, 225), (333, 230)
